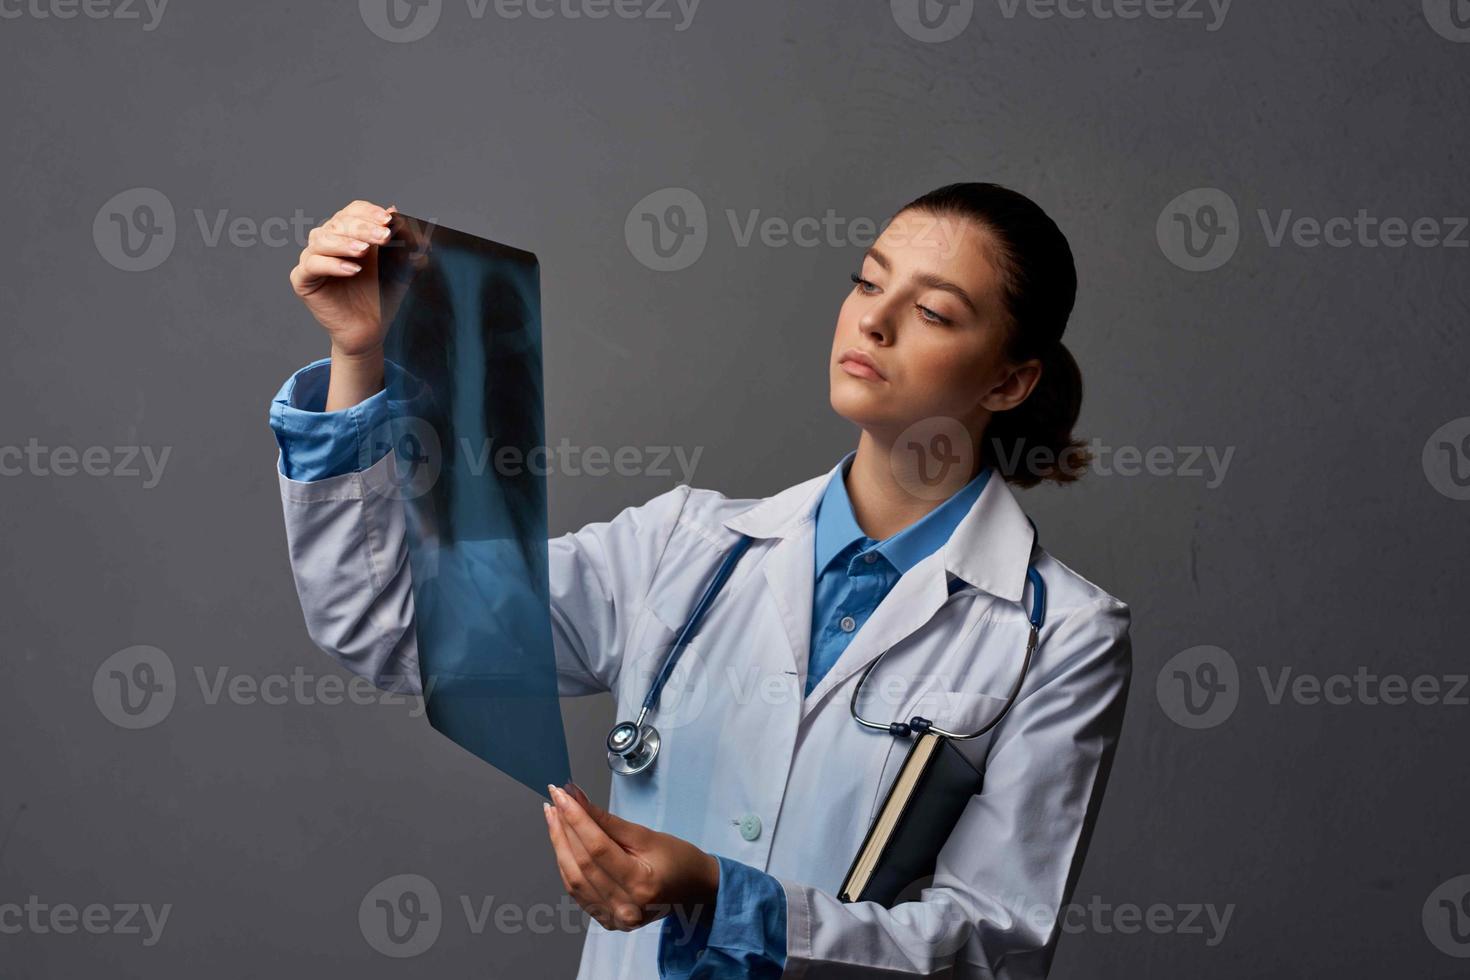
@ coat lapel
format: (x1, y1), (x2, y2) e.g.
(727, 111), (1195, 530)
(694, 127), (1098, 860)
(756, 526), (816, 693)
(721, 467), (831, 685)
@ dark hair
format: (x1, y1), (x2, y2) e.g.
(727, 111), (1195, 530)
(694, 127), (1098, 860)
(898, 182), (1090, 487)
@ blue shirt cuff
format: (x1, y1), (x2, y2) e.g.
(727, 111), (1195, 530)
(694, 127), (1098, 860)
(657, 855), (786, 979)
(267, 357), (425, 482)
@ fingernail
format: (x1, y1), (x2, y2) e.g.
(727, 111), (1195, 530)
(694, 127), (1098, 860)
(547, 784), (561, 803)
(339, 261), (360, 273)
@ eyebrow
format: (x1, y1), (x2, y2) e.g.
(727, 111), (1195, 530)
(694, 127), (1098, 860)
(863, 247), (979, 316)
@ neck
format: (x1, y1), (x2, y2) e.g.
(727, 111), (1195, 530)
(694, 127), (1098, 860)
(844, 429), (982, 541)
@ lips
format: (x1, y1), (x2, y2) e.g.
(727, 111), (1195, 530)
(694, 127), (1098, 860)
(838, 348), (886, 381)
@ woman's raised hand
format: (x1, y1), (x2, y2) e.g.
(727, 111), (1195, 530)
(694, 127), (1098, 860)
(289, 200), (399, 409)
(289, 200), (396, 358)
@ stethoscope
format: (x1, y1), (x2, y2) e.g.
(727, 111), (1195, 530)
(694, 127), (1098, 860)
(606, 531), (1047, 776)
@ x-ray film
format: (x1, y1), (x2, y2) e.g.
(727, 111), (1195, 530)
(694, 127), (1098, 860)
(376, 213), (570, 797)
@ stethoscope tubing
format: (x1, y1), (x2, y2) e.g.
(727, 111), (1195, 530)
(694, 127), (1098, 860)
(610, 529), (1047, 774)
(638, 533), (755, 720)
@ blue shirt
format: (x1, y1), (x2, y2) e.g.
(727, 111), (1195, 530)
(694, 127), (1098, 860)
(270, 361), (989, 979)
(806, 453), (990, 696)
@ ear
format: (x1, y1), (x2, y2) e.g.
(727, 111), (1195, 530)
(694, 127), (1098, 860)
(980, 358), (1042, 413)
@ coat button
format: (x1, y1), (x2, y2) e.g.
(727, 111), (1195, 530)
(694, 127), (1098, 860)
(839, 615), (856, 632)
(738, 813), (762, 841)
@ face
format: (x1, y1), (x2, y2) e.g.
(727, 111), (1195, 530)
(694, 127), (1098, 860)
(829, 209), (1041, 445)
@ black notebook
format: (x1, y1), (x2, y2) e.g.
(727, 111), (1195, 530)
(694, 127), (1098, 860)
(838, 732), (984, 907)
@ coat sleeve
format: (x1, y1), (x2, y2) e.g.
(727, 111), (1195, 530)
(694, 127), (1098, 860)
(270, 360), (694, 699)
(773, 596), (1132, 979)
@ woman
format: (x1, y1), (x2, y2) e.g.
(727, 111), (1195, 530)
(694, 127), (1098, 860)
(270, 183), (1131, 978)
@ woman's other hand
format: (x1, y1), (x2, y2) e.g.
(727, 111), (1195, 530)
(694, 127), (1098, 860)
(543, 782), (720, 933)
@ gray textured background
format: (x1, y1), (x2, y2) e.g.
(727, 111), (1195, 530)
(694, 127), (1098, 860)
(3, 1), (1469, 976)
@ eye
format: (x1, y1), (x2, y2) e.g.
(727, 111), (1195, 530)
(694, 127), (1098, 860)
(850, 272), (879, 295)
(916, 304), (953, 326)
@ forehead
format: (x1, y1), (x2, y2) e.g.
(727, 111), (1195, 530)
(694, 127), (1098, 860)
(871, 210), (1000, 286)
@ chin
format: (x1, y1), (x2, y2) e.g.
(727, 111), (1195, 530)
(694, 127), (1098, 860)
(829, 379), (897, 429)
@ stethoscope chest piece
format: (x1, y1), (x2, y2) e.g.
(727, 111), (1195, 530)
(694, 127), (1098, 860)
(606, 720), (661, 776)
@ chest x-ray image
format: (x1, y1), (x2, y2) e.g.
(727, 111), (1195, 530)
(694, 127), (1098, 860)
(375, 213), (570, 794)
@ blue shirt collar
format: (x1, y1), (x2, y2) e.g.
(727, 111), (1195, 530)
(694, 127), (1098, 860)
(813, 449), (992, 578)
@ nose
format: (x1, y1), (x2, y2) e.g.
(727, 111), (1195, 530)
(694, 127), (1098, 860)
(858, 301), (896, 347)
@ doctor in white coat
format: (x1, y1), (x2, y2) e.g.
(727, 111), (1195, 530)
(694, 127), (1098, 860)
(273, 183), (1131, 978)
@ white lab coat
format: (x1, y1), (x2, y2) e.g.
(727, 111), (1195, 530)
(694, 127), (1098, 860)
(277, 449), (1131, 978)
